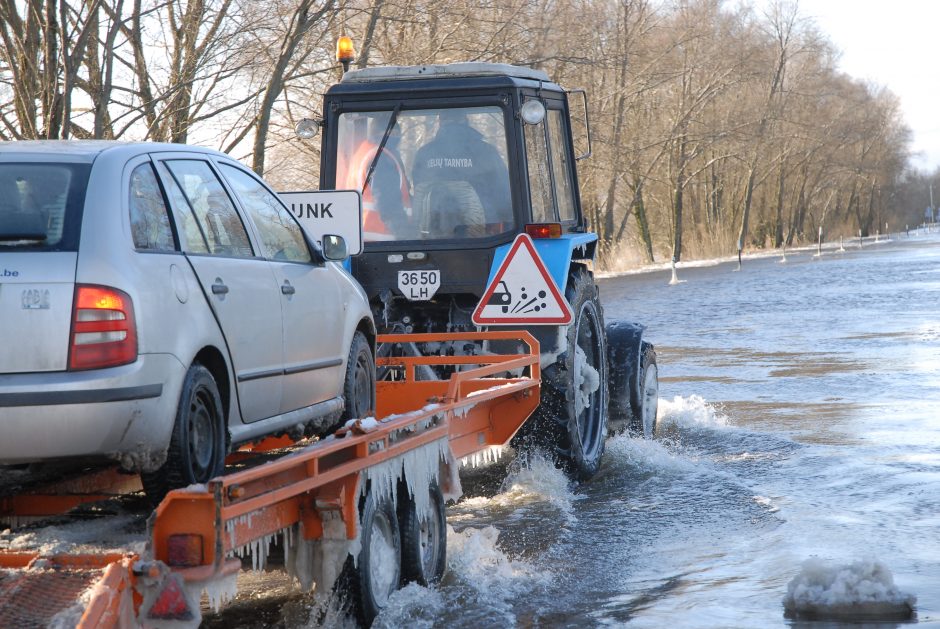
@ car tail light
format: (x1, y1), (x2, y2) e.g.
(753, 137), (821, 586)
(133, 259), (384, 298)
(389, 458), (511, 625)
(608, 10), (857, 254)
(525, 223), (562, 239)
(68, 285), (138, 370)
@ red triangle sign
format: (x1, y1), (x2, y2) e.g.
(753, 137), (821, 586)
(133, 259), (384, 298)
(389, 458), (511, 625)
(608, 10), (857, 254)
(472, 234), (573, 325)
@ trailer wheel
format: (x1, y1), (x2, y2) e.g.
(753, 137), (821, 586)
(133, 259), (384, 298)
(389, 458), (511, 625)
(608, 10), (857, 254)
(348, 490), (401, 625)
(529, 268), (609, 481)
(629, 343), (659, 438)
(399, 481), (447, 585)
(142, 364), (225, 505)
(343, 331), (376, 421)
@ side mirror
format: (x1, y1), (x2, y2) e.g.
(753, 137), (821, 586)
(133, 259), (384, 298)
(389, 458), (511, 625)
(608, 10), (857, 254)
(322, 234), (348, 261)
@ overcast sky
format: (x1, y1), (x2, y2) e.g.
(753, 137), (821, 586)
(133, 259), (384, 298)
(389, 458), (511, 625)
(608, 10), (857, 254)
(789, 0), (940, 171)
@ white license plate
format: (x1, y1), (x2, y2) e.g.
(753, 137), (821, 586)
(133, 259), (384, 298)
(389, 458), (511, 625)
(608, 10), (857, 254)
(398, 269), (441, 301)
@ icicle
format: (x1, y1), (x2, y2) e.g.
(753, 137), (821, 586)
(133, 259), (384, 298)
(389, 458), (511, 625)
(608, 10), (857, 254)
(199, 571), (238, 613)
(459, 445), (507, 469)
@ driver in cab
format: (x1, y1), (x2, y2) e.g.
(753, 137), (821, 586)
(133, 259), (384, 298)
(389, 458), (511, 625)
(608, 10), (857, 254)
(411, 109), (512, 239)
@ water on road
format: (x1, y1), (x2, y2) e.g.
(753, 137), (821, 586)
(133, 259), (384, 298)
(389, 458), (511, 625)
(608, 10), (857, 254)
(371, 233), (940, 628)
(203, 233), (940, 628)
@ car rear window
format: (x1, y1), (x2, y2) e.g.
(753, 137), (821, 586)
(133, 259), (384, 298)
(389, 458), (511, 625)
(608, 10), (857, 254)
(0, 163), (90, 251)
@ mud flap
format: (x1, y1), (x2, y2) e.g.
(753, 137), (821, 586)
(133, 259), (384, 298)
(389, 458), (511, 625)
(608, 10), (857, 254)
(606, 321), (645, 435)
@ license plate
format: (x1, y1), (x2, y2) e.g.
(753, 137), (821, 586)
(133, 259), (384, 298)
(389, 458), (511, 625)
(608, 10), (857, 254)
(398, 269), (441, 301)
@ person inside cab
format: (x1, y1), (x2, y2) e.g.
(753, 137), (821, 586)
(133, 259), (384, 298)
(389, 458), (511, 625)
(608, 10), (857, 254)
(411, 108), (512, 239)
(341, 114), (413, 241)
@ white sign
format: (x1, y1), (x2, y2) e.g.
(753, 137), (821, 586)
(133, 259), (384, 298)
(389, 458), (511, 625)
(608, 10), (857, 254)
(472, 234), (573, 325)
(398, 269), (441, 301)
(279, 190), (363, 256)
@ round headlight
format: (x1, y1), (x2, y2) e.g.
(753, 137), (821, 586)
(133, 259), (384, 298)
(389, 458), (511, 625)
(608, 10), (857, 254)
(295, 118), (320, 140)
(521, 100), (546, 125)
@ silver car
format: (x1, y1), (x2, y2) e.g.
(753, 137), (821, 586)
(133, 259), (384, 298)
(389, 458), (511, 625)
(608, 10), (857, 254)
(0, 141), (375, 502)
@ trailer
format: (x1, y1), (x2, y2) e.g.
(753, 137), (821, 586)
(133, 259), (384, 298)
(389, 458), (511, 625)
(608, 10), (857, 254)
(0, 331), (539, 627)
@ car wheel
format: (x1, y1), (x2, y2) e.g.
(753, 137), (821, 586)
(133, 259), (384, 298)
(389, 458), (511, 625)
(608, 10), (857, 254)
(343, 331), (376, 421)
(142, 363), (226, 505)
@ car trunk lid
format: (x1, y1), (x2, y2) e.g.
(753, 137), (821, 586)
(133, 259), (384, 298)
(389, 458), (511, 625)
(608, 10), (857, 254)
(0, 252), (78, 373)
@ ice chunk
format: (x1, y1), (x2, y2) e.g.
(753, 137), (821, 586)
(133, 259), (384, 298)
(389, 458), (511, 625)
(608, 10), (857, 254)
(783, 557), (916, 620)
(573, 345), (600, 415)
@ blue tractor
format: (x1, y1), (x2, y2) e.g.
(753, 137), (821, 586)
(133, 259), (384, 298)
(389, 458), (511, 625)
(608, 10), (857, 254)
(311, 62), (658, 479)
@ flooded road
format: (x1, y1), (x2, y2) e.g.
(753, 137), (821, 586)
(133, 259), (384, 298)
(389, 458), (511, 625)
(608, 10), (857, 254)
(201, 233), (940, 628)
(371, 233), (940, 627)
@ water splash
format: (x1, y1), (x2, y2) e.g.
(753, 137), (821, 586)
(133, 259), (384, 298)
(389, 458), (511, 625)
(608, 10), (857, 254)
(373, 583), (444, 628)
(658, 395), (731, 430)
(458, 452), (577, 519)
(605, 432), (698, 475)
(446, 525), (552, 597)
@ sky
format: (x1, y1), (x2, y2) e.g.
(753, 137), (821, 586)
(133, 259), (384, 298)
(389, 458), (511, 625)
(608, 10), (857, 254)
(788, 0), (940, 172)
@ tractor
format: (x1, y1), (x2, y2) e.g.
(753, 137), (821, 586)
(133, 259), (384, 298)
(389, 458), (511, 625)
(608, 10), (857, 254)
(300, 59), (659, 479)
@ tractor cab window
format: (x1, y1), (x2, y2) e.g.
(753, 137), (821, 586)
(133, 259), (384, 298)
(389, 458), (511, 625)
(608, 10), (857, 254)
(548, 109), (576, 222)
(335, 106), (514, 242)
(524, 103), (577, 224)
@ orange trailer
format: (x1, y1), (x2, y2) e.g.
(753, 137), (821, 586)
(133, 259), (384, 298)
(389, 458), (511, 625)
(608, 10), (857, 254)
(0, 331), (540, 627)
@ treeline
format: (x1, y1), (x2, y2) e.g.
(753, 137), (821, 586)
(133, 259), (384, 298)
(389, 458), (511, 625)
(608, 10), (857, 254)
(0, 0), (928, 267)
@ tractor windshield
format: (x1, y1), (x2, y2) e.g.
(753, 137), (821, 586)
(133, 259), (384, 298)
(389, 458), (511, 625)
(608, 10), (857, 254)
(335, 106), (514, 243)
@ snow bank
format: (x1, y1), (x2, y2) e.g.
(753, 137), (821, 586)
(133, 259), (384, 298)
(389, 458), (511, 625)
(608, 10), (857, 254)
(783, 557), (916, 620)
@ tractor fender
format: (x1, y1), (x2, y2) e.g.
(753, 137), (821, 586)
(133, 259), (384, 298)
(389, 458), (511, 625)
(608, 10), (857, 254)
(485, 233), (598, 291)
(606, 320), (648, 430)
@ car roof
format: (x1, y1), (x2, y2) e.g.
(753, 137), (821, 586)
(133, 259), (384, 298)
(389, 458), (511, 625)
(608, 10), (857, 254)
(0, 140), (227, 164)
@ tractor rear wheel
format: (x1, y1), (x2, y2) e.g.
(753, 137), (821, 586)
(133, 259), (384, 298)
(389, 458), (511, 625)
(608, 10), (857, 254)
(529, 268), (609, 481)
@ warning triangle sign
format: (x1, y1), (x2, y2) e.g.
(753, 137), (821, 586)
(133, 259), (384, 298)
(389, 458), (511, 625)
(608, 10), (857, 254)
(472, 234), (573, 325)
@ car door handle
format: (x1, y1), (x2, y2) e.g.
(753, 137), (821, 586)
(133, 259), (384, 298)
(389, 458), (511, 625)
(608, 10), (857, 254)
(211, 281), (229, 295)
(281, 282), (295, 295)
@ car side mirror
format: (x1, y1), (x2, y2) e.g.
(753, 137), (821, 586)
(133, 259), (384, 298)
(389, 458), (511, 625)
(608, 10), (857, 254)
(322, 234), (348, 261)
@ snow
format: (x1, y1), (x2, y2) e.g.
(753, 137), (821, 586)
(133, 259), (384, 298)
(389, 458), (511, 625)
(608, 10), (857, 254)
(0, 513), (147, 556)
(539, 326), (569, 368)
(573, 345), (600, 415)
(783, 558), (916, 620)
(466, 382), (519, 398)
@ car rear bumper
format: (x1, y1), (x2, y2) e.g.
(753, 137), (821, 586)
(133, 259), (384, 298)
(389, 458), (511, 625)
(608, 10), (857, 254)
(0, 354), (186, 471)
